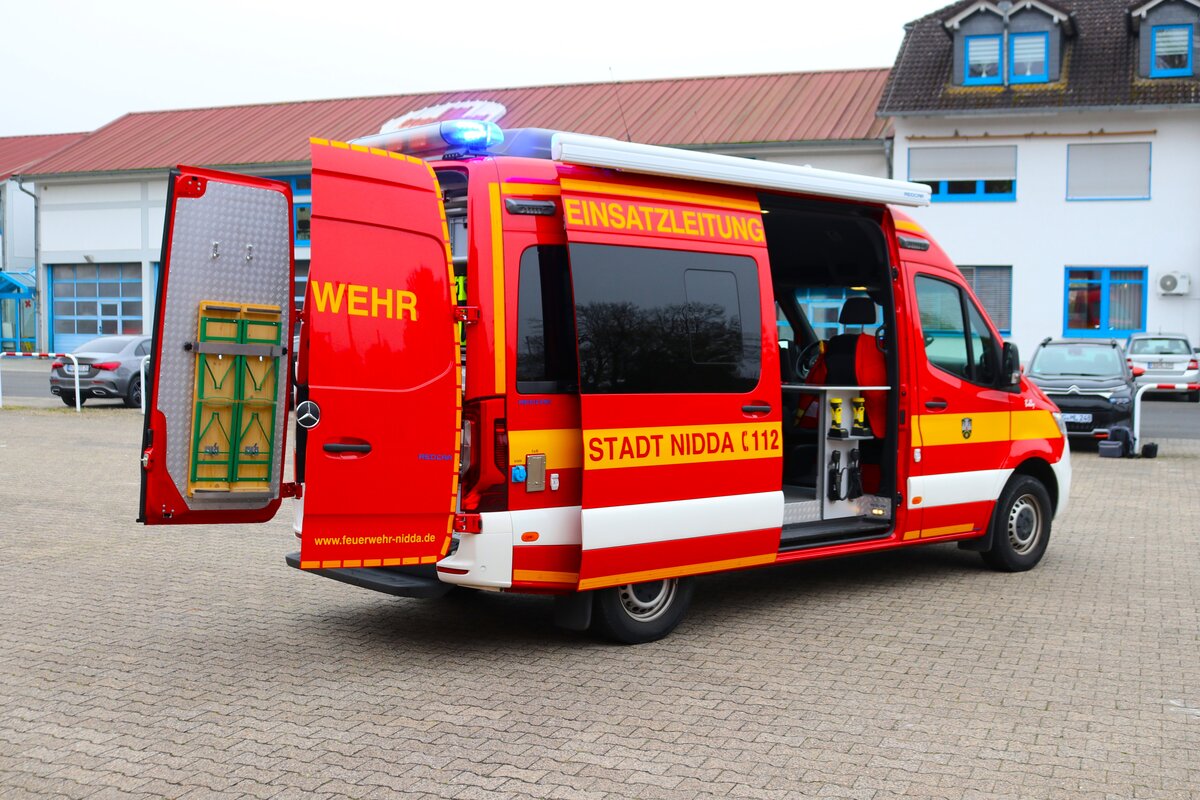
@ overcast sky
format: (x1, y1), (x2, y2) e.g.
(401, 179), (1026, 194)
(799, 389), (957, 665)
(1, 0), (937, 138)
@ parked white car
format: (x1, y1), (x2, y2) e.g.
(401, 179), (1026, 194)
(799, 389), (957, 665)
(1124, 333), (1199, 403)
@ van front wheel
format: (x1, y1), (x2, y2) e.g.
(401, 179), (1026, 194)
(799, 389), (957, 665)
(592, 577), (694, 644)
(981, 475), (1051, 572)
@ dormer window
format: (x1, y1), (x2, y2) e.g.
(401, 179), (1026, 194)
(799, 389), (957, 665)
(945, 1), (1070, 87)
(1151, 24), (1194, 76)
(1010, 32), (1050, 82)
(966, 35), (1003, 84)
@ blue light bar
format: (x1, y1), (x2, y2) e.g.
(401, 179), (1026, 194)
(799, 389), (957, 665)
(441, 120), (504, 149)
(350, 120), (505, 158)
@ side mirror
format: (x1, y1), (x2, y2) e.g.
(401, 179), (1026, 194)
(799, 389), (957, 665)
(1002, 342), (1020, 390)
(1131, 366), (1146, 377)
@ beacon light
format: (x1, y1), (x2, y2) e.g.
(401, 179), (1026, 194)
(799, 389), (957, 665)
(351, 120), (504, 158)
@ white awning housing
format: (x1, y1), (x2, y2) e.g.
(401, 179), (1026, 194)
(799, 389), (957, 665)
(551, 133), (931, 208)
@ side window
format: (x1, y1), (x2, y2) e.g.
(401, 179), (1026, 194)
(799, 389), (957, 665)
(967, 301), (999, 386)
(570, 244), (761, 394)
(915, 275), (970, 381)
(135, 340), (150, 357)
(515, 246), (577, 393)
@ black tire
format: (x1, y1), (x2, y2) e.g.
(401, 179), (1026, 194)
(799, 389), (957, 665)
(591, 577), (694, 644)
(981, 475), (1052, 572)
(60, 392), (86, 407)
(124, 377), (142, 409)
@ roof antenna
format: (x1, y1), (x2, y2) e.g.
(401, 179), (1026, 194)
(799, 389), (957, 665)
(608, 67), (633, 142)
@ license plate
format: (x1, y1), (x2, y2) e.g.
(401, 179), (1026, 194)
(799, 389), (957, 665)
(1151, 361), (1172, 369)
(1061, 413), (1092, 424)
(64, 365), (81, 374)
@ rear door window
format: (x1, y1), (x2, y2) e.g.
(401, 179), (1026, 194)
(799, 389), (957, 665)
(516, 245), (577, 393)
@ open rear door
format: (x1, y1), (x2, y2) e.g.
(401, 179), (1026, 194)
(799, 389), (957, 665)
(296, 140), (460, 569)
(140, 169), (294, 524)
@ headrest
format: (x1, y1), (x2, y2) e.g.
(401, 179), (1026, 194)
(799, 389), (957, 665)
(839, 296), (876, 326)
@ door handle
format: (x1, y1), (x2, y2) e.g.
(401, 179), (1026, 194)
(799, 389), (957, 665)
(925, 399), (948, 411)
(742, 404), (772, 414)
(323, 443), (372, 454)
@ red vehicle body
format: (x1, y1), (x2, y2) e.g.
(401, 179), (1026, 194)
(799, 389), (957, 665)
(140, 123), (1070, 643)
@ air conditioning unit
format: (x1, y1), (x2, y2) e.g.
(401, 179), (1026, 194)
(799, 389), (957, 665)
(1158, 272), (1191, 296)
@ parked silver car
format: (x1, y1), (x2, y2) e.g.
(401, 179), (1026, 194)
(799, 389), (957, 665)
(1124, 333), (1199, 402)
(49, 335), (152, 407)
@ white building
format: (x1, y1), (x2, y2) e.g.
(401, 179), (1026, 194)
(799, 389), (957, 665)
(17, 70), (892, 353)
(881, 0), (1200, 356)
(0, 133), (85, 351)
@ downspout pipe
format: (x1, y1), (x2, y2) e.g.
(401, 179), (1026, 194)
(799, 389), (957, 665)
(14, 176), (41, 349)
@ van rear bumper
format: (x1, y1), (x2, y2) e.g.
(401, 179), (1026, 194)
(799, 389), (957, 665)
(284, 551), (453, 598)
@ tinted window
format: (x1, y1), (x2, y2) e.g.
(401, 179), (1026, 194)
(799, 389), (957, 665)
(915, 276), (970, 380)
(516, 246), (577, 393)
(570, 244), (761, 394)
(967, 301), (999, 386)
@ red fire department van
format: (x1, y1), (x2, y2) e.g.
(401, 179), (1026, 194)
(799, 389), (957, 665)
(139, 121), (1070, 643)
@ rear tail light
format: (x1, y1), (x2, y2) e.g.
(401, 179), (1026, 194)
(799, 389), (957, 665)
(51, 361), (63, 369)
(93, 361), (121, 371)
(1188, 359), (1198, 370)
(459, 399), (508, 513)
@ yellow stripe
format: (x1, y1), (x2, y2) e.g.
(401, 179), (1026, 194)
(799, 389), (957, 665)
(917, 411), (1009, 446)
(501, 182), (562, 196)
(402, 556), (419, 566)
(560, 178), (760, 213)
(489, 184), (506, 395)
(309, 137), (330, 147)
(300, 560), (321, 569)
(920, 523), (975, 539)
(363, 559), (381, 567)
(578, 553), (776, 591)
(420, 556), (437, 564)
(583, 422), (780, 470)
(1012, 409), (1062, 440)
(508, 428), (583, 469)
(342, 560), (362, 568)
(902, 531), (920, 541)
(331, 140), (349, 150)
(321, 560), (341, 569)
(382, 558), (402, 567)
(513, 569), (579, 584)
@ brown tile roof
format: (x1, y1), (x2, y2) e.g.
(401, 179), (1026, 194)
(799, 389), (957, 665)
(0, 133), (88, 181)
(878, 0), (1200, 115)
(26, 70), (893, 178)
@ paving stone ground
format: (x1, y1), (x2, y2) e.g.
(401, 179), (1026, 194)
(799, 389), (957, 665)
(1, 407), (1197, 799)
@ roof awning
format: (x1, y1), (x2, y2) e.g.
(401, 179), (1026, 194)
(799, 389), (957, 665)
(0, 272), (35, 295)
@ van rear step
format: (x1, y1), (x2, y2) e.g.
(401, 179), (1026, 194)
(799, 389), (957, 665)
(779, 519), (892, 552)
(284, 552), (453, 598)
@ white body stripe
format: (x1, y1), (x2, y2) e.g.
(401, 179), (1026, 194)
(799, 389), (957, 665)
(907, 468), (1013, 509)
(582, 491), (782, 551)
(1051, 447), (1071, 520)
(509, 506), (581, 547)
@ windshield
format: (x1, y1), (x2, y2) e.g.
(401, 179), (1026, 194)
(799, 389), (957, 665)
(77, 337), (131, 354)
(1030, 345), (1124, 377)
(1128, 337), (1190, 356)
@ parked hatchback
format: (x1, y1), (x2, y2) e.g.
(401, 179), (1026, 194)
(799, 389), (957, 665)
(1124, 333), (1199, 402)
(1026, 338), (1137, 439)
(49, 335), (152, 407)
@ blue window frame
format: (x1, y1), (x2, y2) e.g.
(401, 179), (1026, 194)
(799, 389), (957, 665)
(1151, 24), (1193, 77)
(965, 35), (1003, 85)
(928, 179), (1016, 202)
(1063, 268), (1147, 338)
(1010, 32), (1050, 83)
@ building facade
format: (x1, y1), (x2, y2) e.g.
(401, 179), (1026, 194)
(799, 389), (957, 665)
(881, 0), (1200, 356)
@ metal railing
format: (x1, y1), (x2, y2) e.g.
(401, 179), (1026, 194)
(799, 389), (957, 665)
(0, 352), (82, 412)
(1131, 382), (1200, 454)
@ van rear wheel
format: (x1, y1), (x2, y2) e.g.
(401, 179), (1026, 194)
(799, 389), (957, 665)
(591, 577), (694, 644)
(981, 475), (1051, 572)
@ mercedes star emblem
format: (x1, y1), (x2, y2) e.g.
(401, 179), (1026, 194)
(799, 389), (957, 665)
(296, 400), (321, 430)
